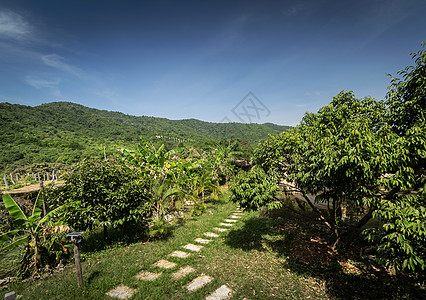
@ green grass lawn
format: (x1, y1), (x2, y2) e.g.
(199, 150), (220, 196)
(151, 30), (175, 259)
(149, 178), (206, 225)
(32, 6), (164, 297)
(1, 200), (424, 299)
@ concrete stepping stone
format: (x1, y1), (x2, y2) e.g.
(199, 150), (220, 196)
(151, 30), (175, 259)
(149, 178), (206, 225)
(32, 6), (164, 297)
(172, 266), (195, 280)
(204, 232), (219, 238)
(183, 243), (203, 252)
(224, 219), (237, 223)
(170, 250), (191, 258)
(153, 259), (177, 269)
(195, 238), (212, 244)
(186, 275), (213, 291)
(219, 223), (234, 227)
(213, 227), (228, 232)
(205, 285), (233, 300)
(230, 215), (241, 219)
(106, 285), (138, 299)
(135, 271), (161, 281)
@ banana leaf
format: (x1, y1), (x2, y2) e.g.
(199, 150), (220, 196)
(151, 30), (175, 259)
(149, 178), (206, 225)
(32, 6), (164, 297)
(2, 194), (27, 221)
(1, 235), (29, 251)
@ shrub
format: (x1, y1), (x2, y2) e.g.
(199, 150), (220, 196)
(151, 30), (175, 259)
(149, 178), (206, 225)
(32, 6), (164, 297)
(46, 159), (152, 239)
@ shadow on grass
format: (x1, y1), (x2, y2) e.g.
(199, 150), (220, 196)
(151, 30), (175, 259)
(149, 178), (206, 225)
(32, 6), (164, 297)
(87, 270), (101, 284)
(224, 208), (425, 299)
(80, 222), (174, 255)
(225, 216), (293, 257)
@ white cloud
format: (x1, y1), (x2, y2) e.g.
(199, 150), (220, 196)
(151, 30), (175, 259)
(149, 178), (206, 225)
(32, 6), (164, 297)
(305, 91), (322, 96)
(42, 53), (83, 78)
(26, 76), (60, 89)
(0, 10), (30, 39)
(26, 76), (62, 98)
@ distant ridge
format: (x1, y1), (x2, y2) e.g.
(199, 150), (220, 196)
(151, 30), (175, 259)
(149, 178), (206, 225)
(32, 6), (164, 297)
(0, 101), (291, 172)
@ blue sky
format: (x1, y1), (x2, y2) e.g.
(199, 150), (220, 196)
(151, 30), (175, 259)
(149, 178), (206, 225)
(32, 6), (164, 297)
(0, 0), (425, 126)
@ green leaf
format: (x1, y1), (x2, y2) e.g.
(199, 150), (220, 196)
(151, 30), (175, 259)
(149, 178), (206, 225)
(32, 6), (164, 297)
(1, 235), (29, 251)
(31, 191), (43, 220)
(35, 204), (66, 231)
(0, 229), (22, 246)
(2, 194), (27, 221)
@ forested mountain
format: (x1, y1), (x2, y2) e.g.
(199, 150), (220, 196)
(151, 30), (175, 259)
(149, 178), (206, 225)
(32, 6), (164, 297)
(0, 102), (290, 172)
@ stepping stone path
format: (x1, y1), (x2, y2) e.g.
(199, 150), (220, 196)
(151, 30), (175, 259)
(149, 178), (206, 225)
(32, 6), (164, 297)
(219, 223), (234, 227)
(206, 284), (233, 300)
(183, 243), (203, 252)
(172, 266), (195, 280)
(153, 259), (177, 269)
(204, 232), (219, 238)
(106, 285), (137, 299)
(186, 275), (213, 291)
(195, 238), (212, 244)
(135, 271), (161, 281)
(107, 207), (244, 299)
(213, 227), (228, 232)
(170, 250), (191, 258)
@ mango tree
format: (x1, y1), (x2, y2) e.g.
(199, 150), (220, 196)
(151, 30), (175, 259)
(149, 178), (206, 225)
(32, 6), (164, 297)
(365, 42), (426, 274)
(236, 43), (425, 274)
(252, 91), (392, 247)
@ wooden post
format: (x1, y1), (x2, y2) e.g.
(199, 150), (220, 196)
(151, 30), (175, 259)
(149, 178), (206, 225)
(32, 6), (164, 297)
(9, 173), (15, 185)
(3, 174), (8, 189)
(67, 232), (84, 288)
(4, 291), (15, 300)
(73, 240), (83, 287)
(104, 147), (107, 161)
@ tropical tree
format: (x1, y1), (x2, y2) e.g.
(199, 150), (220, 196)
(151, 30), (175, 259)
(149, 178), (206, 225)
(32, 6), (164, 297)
(237, 43), (426, 274)
(365, 42), (426, 274)
(386, 41), (426, 136)
(47, 159), (151, 241)
(120, 136), (183, 174)
(1, 193), (67, 277)
(251, 91), (391, 246)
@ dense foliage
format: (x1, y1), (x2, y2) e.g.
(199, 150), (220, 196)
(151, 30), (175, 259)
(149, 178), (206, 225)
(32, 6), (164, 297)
(1, 193), (68, 277)
(0, 101), (290, 173)
(230, 166), (279, 211)
(368, 43), (426, 274)
(254, 92), (391, 246)
(386, 41), (426, 136)
(233, 43), (426, 275)
(46, 159), (151, 237)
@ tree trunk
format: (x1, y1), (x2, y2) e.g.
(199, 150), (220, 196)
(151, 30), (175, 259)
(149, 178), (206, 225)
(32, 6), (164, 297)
(332, 225), (340, 249)
(40, 181), (47, 217)
(103, 225), (108, 243)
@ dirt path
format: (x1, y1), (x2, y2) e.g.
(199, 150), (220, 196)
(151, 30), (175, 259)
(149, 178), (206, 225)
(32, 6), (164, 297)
(1, 181), (65, 195)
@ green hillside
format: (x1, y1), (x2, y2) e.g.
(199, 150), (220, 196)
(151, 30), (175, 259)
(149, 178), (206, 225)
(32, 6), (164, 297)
(0, 102), (290, 172)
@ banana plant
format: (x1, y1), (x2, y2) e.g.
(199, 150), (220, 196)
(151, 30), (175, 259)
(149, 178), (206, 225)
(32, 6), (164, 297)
(149, 178), (183, 219)
(0, 193), (67, 277)
(121, 136), (183, 172)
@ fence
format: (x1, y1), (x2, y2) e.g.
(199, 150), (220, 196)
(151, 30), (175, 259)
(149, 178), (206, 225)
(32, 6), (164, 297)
(2, 170), (61, 189)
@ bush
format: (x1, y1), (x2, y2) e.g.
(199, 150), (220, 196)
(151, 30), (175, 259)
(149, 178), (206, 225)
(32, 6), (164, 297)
(46, 159), (152, 237)
(229, 166), (279, 211)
